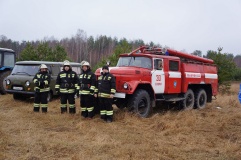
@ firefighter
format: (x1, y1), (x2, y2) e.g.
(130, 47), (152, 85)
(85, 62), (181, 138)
(79, 61), (96, 118)
(55, 60), (79, 114)
(33, 64), (51, 113)
(94, 65), (116, 122)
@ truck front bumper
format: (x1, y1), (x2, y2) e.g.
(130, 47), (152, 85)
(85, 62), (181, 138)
(6, 89), (35, 95)
(114, 92), (126, 98)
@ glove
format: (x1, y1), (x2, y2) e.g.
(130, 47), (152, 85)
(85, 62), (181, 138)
(35, 88), (40, 92)
(40, 81), (45, 88)
(55, 88), (60, 95)
(90, 89), (94, 94)
(34, 81), (39, 86)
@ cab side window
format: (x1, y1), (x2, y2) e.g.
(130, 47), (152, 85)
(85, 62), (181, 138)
(169, 61), (179, 71)
(72, 66), (81, 75)
(154, 59), (163, 70)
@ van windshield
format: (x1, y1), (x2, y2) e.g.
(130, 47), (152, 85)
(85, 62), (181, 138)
(11, 64), (39, 76)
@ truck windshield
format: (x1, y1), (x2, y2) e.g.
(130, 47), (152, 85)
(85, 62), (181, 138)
(116, 57), (152, 69)
(11, 65), (39, 76)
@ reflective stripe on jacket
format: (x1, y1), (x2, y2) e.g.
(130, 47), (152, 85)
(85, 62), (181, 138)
(33, 71), (51, 92)
(79, 69), (96, 95)
(55, 70), (79, 94)
(95, 72), (116, 98)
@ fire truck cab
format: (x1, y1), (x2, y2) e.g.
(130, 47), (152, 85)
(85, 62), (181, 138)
(95, 46), (218, 117)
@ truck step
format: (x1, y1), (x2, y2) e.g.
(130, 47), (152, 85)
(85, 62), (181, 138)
(165, 97), (185, 102)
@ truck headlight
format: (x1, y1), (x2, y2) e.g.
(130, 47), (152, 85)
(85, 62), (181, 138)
(123, 82), (128, 89)
(6, 79), (11, 85)
(25, 81), (30, 86)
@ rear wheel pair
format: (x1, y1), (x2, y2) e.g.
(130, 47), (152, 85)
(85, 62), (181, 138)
(182, 89), (207, 110)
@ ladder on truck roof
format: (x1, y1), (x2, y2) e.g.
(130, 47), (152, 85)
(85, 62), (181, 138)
(128, 46), (214, 64)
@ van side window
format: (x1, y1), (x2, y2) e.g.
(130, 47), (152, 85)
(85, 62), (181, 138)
(72, 67), (81, 75)
(51, 66), (60, 76)
(169, 61), (179, 71)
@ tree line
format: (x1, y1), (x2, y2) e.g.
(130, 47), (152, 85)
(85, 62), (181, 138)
(0, 29), (148, 67)
(1, 29), (241, 87)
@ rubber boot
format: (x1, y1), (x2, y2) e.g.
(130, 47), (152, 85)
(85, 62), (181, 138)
(73, 107), (76, 114)
(61, 107), (67, 114)
(81, 111), (88, 118)
(69, 108), (76, 114)
(100, 115), (107, 121)
(106, 116), (113, 123)
(88, 111), (95, 119)
(42, 108), (47, 113)
(33, 107), (40, 112)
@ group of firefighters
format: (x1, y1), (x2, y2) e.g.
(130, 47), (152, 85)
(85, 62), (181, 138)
(33, 60), (116, 123)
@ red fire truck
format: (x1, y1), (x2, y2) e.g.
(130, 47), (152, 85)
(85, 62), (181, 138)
(95, 46), (218, 117)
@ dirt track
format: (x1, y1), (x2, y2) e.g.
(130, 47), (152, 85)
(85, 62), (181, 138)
(1, 83), (241, 160)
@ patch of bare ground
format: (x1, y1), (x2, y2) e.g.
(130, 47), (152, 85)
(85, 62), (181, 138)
(0, 82), (241, 160)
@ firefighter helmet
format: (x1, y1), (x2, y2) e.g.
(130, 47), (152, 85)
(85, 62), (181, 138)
(40, 64), (48, 69)
(82, 61), (90, 67)
(63, 60), (70, 66)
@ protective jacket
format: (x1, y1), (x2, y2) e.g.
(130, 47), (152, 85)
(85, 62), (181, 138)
(33, 71), (51, 92)
(55, 69), (79, 94)
(79, 69), (96, 95)
(95, 72), (116, 98)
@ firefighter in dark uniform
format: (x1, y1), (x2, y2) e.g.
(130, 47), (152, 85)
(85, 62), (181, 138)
(94, 65), (116, 122)
(79, 61), (96, 118)
(55, 60), (79, 114)
(33, 64), (51, 112)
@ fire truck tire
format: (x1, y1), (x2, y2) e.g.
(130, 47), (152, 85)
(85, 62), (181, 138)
(195, 89), (207, 109)
(0, 71), (11, 94)
(129, 89), (151, 118)
(182, 89), (195, 110)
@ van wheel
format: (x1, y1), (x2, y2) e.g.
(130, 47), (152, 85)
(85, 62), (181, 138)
(47, 91), (53, 102)
(13, 93), (22, 100)
(128, 89), (151, 118)
(0, 71), (11, 94)
(195, 89), (207, 109)
(182, 89), (195, 110)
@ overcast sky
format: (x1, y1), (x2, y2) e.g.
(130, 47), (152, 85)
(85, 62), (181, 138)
(1, 0), (241, 55)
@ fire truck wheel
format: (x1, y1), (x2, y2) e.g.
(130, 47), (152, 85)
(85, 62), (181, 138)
(130, 89), (151, 118)
(195, 89), (207, 109)
(182, 89), (195, 110)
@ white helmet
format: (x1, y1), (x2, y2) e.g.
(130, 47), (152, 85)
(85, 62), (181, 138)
(82, 61), (90, 67)
(63, 60), (70, 66)
(40, 64), (48, 69)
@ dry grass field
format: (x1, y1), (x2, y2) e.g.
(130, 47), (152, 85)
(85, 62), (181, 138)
(1, 82), (241, 160)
